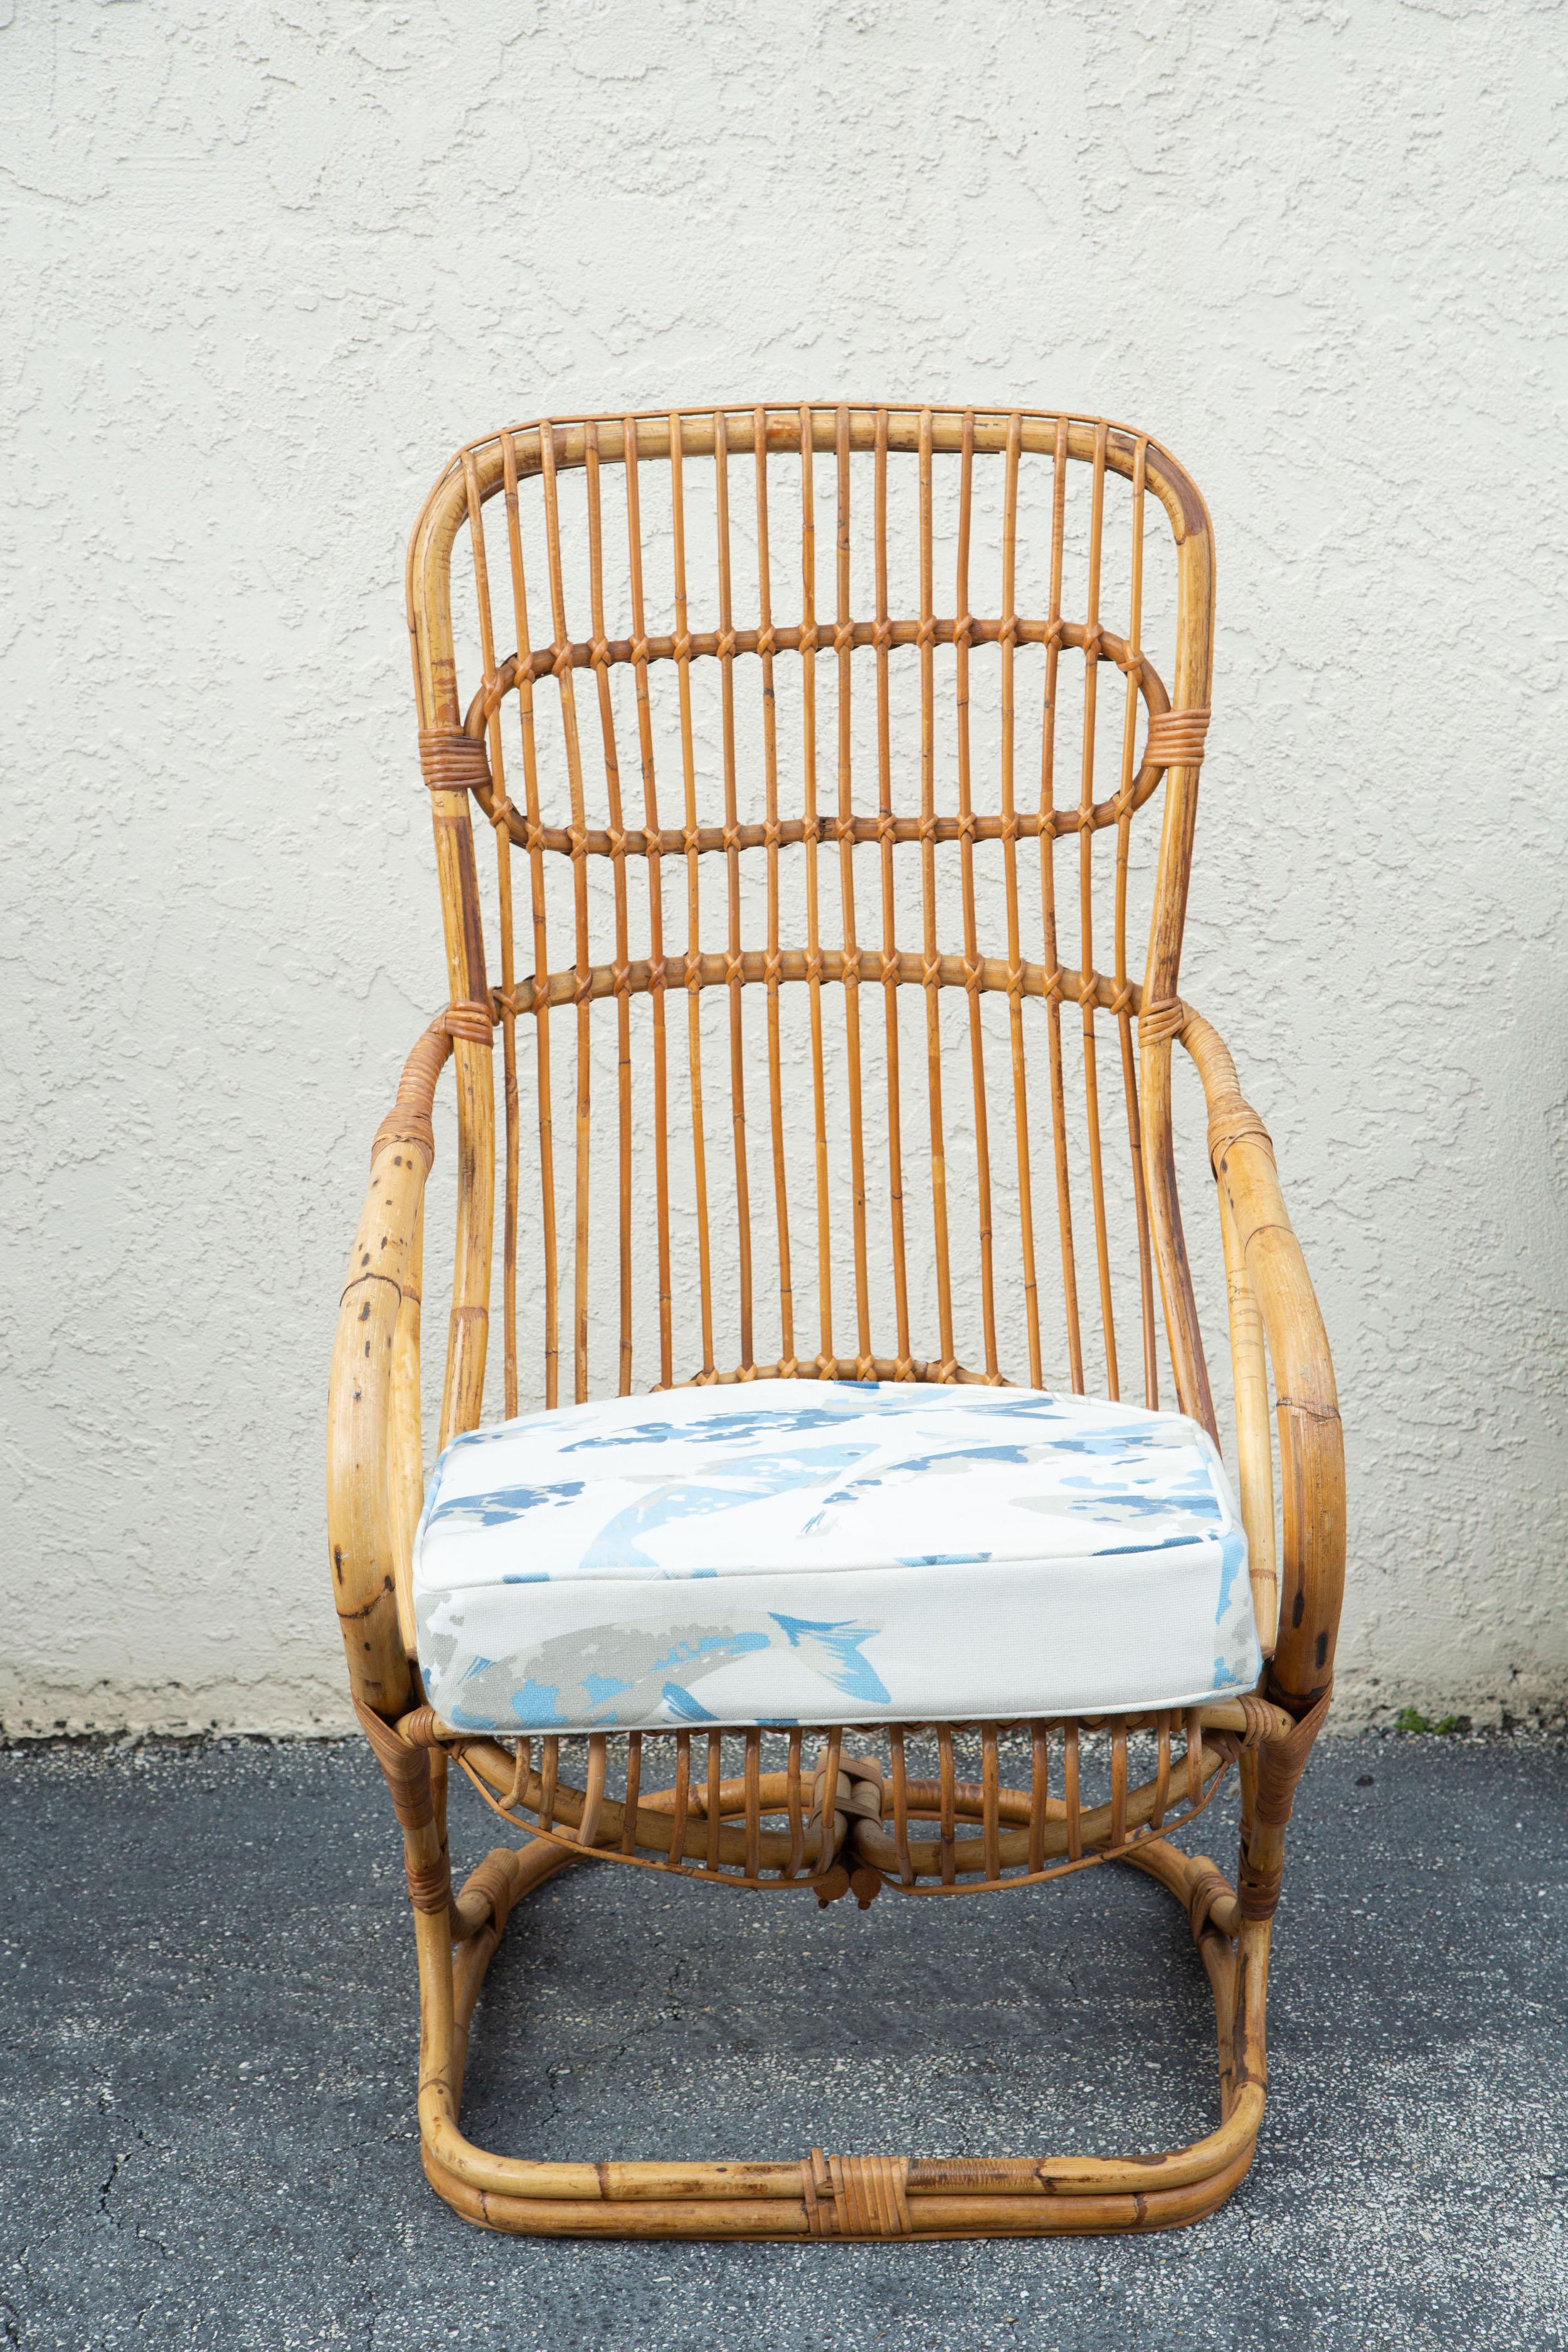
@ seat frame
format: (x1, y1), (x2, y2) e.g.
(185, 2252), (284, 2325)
(326, 404), (1345, 2240)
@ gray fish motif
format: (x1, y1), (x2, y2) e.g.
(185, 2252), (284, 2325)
(431, 1609), (889, 1732)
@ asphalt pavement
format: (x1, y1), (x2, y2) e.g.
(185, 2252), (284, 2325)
(3, 1730), (1564, 2351)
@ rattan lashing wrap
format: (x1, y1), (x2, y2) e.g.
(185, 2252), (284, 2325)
(352, 1697), (452, 1915)
(418, 728), (492, 794)
(1142, 704), (1210, 770)
(804, 2150), (913, 2239)
(369, 1003), (494, 1170)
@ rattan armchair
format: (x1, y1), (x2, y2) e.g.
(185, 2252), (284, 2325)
(326, 404), (1344, 2239)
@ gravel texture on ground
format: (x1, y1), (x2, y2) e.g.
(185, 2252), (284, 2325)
(3, 1732), (1565, 2351)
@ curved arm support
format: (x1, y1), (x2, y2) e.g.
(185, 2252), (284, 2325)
(326, 1020), (453, 1720)
(1178, 1012), (1345, 1715)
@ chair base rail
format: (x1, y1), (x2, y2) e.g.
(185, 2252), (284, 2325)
(410, 1828), (1272, 2242)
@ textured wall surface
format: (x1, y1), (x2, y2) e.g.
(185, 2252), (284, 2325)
(3, 0), (1564, 1734)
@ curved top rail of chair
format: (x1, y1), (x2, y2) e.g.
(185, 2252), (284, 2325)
(407, 401), (1213, 563)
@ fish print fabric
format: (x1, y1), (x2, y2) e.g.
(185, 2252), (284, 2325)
(413, 1379), (1259, 1733)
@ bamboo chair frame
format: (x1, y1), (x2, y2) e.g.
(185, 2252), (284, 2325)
(326, 404), (1345, 2240)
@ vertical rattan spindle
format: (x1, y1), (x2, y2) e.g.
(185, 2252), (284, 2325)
(499, 429), (559, 1408)
(937, 1725), (957, 1887)
(835, 404), (873, 1375)
(1040, 415), (1083, 1391)
(668, 415), (716, 1381)
(584, 421), (636, 1394)
(798, 405), (835, 1377)
(1112, 434), (1160, 1407)
(667, 1731), (691, 1869)
(622, 416), (674, 1390)
(1077, 421), (1120, 1399)
(538, 425), (596, 1404)
(1000, 412), (1044, 1388)
(918, 408), (956, 1378)
(461, 450), (519, 1418)
(954, 411), (1000, 1381)
(874, 407), (913, 1377)
(755, 410), (797, 1375)
(712, 411), (755, 1374)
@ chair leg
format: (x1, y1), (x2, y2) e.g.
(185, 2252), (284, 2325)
(406, 1831), (1273, 2241)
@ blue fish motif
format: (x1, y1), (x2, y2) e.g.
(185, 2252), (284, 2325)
(561, 1404), (874, 1451)
(1070, 1491), (1221, 1523)
(1215, 1527), (1248, 1616)
(1091, 1531), (1209, 1557)
(577, 1443), (880, 1570)
(799, 1443), (1041, 1534)
(426, 1480), (585, 1530)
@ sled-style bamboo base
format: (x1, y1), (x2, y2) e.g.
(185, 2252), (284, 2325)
(415, 1830), (1271, 2241)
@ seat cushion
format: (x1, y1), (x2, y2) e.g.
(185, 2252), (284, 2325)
(413, 1379), (1258, 1734)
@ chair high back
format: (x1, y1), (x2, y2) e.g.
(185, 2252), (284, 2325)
(405, 407), (1217, 1448)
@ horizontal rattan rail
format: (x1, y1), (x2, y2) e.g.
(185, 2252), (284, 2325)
(414, 1703), (1291, 1899)
(327, 399), (1345, 2240)
(479, 951), (1157, 1027)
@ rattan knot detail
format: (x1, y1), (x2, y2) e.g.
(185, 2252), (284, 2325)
(1237, 1857), (1285, 1922)
(352, 1697), (435, 1833)
(398, 1705), (444, 1748)
(803, 2152), (913, 2239)
(458, 1849), (521, 1937)
(366, 1015), (455, 1169)
(1236, 1692), (1281, 1747)
(403, 1850), (453, 1915)
(442, 999), (495, 1045)
(1138, 995), (1187, 1050)
(1208, 1106), (1274, 1170)
(1185, 1863), (1235, 1942)
(1145, 706), (1212, 770)
(418, 728), (491, 794)
(1253, 1687), (1334, 1828)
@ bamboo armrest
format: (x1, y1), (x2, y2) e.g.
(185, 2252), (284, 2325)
(1179, 1010), (1345, 1717)
(326, 1019), (455, 1723)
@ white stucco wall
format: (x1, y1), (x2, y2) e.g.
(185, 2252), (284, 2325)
(3, 0), (1564, 1735)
